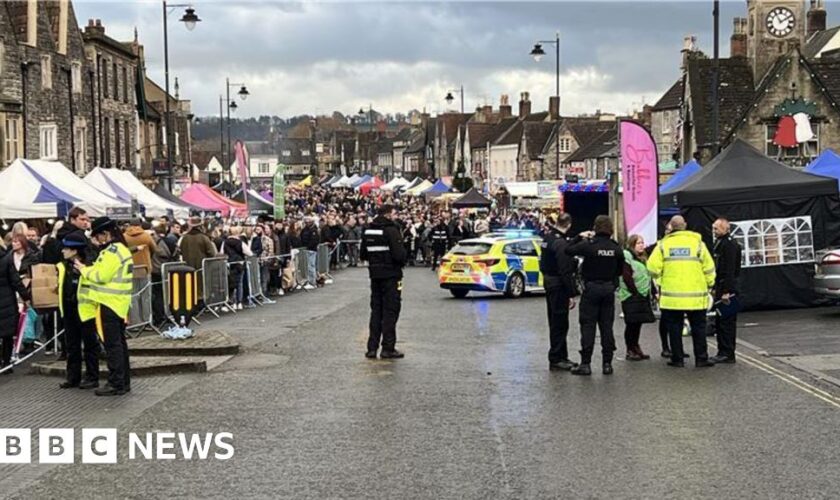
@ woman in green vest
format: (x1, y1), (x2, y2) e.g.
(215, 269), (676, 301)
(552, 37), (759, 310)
(57, 232), (100, 389)
(619, 234), (654, 361)
(76, 217), (133, 397)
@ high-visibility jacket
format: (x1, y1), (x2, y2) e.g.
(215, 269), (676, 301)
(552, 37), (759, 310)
(647, 230), (715, 311)
(78, 242), (134, 322)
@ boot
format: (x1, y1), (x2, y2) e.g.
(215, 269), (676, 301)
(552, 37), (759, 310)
(634, 346), (650, 360)
(626, 350), (643, 361)
(380, 349), (405, 359)
(571, 364), (591, 376)
(603, 362), (614, 375)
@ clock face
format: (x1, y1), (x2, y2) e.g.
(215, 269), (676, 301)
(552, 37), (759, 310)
(766, 7), (796, 38)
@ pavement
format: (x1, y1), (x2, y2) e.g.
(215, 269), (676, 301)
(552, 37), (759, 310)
(4, 267), (840, 499)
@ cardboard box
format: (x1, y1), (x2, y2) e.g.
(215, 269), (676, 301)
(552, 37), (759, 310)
(31, 264), (59, 309)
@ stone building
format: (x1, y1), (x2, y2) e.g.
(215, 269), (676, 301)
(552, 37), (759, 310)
(82, 18), (138, 171)
(654, 0), (840, 167)
(1, 0), (94, 173)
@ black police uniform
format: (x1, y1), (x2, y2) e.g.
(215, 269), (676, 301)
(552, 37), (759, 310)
(60, 261), (100, 388)
(430, 223), (450, 270)
(539, 227), (578, 366)
(361, 215), (408, 355)
(713, 233), (742, 360)
(566, 233), (625, 367)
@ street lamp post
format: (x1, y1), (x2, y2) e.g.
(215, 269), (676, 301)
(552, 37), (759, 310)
(444, 85), (464, 114)
(224, 79), (249, 177)
(530, 31), (561, 179)
(162, 1), (200, 191)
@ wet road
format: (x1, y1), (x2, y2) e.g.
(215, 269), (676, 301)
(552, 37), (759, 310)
(9, 267), (840, 499)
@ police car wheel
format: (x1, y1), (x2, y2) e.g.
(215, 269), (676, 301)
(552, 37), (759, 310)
(505, 273), (525, 298)
(450, 289), (469, 299)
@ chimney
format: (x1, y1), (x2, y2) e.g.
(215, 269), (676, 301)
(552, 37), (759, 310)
(731, 18), (748, 58)
(681, 35), (697, 71)
(548, 96), (560, 121)
(518, 92), (531, 119)
(482, 105), (493, 122)
(499, 94), (512, 118)
(808, 0), (827, 39)
(85, 18), (105, 37)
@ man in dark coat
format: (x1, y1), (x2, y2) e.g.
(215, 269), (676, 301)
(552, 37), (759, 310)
(711, 217), (742, 364)
(540, 213), (579, 371)
(360, 204), (407, 359)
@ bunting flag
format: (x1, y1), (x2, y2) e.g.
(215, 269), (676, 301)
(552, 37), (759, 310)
(620, 120), (658, 245)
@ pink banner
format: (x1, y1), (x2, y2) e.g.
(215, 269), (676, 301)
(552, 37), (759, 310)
(234, 140), (250, 216)
(620, 120), (658, 245)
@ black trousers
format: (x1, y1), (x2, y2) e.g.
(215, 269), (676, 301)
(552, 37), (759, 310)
(368, 277), (402, 352)
(578, 282), (617, 364)
(624, 322), (642, 351)
(545, 287), (571, 363)
(715, 313), (737, 358)
(64, 306), (99, 385)
(99, 306), (130, 391)
(0, 336), (13, 366)
(659, 318), (670, 352)
(662, 309), (709, 362)
(431, 247), (446, 268)
(151, 274), (166, 325)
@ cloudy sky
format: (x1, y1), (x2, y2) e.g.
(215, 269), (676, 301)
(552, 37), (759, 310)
(74, 0), (840, 119)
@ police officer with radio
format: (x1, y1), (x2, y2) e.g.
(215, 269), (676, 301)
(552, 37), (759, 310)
(361, 205), (408, 360)
(711, 217), (741, 364)
(430, 218), (450, 271)
(540, 213), (578, 371)
(565, 215), (625, 376)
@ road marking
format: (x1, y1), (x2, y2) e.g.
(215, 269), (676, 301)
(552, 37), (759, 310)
(709, 340), (840, 410)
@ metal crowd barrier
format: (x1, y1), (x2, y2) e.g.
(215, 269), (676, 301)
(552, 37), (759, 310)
(293, 248), (314, 291)
(317, 243), (332, 277)
(339, 239), (362, 268)
(200, 256), (237, 317)
(127, 265), (157, 338)
(245, 256), (268, 305)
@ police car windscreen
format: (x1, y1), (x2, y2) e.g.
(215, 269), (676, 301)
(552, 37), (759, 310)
(451, 243), (493, 256)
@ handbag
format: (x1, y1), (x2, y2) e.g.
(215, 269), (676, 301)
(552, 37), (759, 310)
(621, 294), (656, 324)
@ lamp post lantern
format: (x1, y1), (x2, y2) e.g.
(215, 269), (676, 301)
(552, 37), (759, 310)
(530, 31), (561, 179)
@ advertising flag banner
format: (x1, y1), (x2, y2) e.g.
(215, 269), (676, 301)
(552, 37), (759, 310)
(273, 164), (286, 220)
(620, 120), (659, 244)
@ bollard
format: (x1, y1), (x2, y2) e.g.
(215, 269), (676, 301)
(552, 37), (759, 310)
(166, 264), (199, 328)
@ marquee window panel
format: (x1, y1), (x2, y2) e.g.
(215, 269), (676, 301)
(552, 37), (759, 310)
(731, 216), (815, 268)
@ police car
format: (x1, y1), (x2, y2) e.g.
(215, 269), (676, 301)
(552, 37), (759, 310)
(437, 231), (544, 298)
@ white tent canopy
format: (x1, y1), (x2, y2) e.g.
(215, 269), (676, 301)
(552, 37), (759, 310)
(0, 159), (128, 219)
(380, 177), (411, 192)
(84, 168), (190, 219)
(331, 175), (352, 188)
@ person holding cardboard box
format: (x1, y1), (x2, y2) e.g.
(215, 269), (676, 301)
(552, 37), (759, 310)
(57, 233), (100, 389)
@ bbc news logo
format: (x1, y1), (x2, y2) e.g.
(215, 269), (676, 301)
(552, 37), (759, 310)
(0, 429), (234, 463)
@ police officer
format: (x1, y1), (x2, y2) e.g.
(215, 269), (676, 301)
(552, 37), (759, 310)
(76, 217), (134, 396)
(540, 213), (578, 371)
(430, 217), (450, 271)
(711, 217), (741, 364)
(57, 232), (100, 390)
(647, 215), (716, 368)
(360, 204), (408, 359)
(565, 215), (624, 376)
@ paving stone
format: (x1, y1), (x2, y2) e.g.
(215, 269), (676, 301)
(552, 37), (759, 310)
(128, 330), (240, 356)
(31, 356), (208, 377)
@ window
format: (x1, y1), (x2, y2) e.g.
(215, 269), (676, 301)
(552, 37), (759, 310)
(731, 217), (815, 268)
(258, 162), (270, 174)
(71, 62), (82, 93)
(766, 124), (820, 166)
(4, 115), (22, 165)
(103, 117), (110, 166)
(124, 120), (131, 167)
(39, 123), (57, 160)
(41, 55), (52, 89)
(75, 125), (87, 172)
(301, 150), (310, 157)
(0, 42), (4, 78)
(116, 119), (123, 168)
(282, 150), (291, 157)
(101, 60), (108, 99)
(174, 131), (180, 158)
(113, 62), (118, 101)
(559, 137), (572, 153)
(122, 66), (128, 103)
(503, 241), (538, 257)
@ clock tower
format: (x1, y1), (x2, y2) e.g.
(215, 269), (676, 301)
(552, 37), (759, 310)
(747, 0), (807, 80)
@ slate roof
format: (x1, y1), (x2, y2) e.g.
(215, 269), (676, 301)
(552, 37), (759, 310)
(685, 56), (755, 147)
(804, 26), (840, 59)
(566, 118), (616, 148)
(494, 113), (551, 146)
(83, 30), (137, 59)
(244, 141), (274, 156)
(466, 123), (497, 149)
(437, 113), (472, 145)
(653, 78), (684, 111)
(392, 127), (413, 143)
(809, 59), (840, 108)
(523, 122), (556, 160)
(405, 129), (427, 155)
(564, 126), (618, 163)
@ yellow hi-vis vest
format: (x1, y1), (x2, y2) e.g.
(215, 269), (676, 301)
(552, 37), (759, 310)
(647, 230), (716, 311)
(78, 242), (134, 322)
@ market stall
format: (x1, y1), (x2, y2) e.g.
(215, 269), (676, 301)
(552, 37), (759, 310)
(804, 149), (840, 190)
(452, 188), (493, 209)
(357, 176), (384, 195)
(233, 188), (274, 215)
(84, 168), (190, 219)
(0, 159), (129, 219)
(404, 180), (433, 196)
(380, 177), (411, 192)
(423, 179), (454, 200)
(180, 184), (248, 217)
(665, 139), (840, 310)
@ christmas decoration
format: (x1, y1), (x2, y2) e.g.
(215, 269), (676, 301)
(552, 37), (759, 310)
(773, 98), (817, 147)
